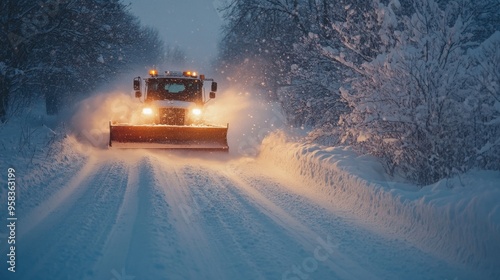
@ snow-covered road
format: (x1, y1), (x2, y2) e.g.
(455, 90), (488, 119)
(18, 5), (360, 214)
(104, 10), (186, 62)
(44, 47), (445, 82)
(6, 147), (480, 280)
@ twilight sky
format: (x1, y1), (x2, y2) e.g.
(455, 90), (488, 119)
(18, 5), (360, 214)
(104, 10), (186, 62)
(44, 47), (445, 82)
(127, 0), (224, 69)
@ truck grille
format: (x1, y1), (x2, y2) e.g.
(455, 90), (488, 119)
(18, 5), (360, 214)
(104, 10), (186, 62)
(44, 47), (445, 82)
(159, 108), (185, 125)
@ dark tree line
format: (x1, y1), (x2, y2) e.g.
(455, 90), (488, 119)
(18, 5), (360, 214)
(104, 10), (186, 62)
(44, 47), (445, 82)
(217, 0), (500, 184)
(0, 0), (165, 119)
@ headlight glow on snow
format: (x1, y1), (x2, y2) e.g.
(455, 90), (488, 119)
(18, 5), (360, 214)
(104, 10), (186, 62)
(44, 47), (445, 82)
(142, 107), (153, 115)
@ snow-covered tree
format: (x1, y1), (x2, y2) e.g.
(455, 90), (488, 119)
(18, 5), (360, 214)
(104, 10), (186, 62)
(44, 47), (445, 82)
(216, 0), (498, 183)
(467, 31), (500, 172)
(338, 0), (499, 184)
(216, 0), (304, 92)
(217, 0), (353, 124)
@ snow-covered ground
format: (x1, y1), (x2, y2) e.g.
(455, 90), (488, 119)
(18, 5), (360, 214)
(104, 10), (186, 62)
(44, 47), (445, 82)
(259, 132), (500, 277)
(0, 96), (499, 279)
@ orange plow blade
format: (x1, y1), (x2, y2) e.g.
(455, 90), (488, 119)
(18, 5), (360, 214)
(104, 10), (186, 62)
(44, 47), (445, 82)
(109, 122), (229, 150)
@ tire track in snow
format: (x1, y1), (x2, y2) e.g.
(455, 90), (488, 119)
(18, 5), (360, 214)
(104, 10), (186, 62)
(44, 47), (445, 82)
(163, 161), (341, 280)
(204, 164), (374, 280)
(222, 159), (478, 280)
(94, 155), (192, 280)
(84, 157), (141, 279)
(148, 156), (229, 280)
(17, 153), (87, 217)
(14, 159), (129, 280)
(141, 155), (364, 279)
(188, 167), (307, 279)
(19, 157), (98, 237)
(230, 167), (395, 278)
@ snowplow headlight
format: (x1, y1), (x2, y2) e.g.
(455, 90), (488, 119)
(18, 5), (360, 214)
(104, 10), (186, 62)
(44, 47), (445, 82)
(191, 108), (202, 116)
(142, 107), (153, 115)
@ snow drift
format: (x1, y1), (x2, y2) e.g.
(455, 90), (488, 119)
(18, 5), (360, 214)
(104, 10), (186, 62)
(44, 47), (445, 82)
(258, 132), (500, 278)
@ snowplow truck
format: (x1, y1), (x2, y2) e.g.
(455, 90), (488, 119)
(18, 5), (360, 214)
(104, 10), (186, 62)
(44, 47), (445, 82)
(109, 70), (229, 150)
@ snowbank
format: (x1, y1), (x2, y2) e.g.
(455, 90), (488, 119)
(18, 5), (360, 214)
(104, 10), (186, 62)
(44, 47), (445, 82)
(258, 131), (500, 277)
(0, 105), (88, 215)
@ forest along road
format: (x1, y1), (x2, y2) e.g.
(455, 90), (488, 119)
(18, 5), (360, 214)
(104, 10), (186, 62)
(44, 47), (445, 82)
(11, 149), (476, 280)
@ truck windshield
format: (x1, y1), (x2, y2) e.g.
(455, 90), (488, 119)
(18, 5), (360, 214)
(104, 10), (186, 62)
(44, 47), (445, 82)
(146, 78), (202, 103)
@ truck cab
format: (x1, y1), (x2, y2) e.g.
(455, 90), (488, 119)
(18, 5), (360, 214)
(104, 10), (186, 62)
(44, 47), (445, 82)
(134, 70), (217, 125)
